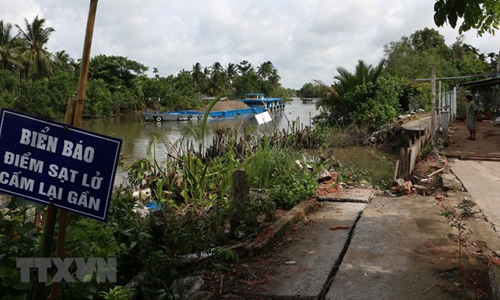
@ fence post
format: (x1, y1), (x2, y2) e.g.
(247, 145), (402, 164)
(431, 67), (436, 147)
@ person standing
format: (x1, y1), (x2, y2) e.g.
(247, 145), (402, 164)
(465, 95), (477, 140)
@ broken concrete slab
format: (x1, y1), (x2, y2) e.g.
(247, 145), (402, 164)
(247, 202), (365, 299)
(413, 184), (430, 195)
(318, 188), (375, 203)
(245, 199), (317, 255)
(441, 173), (463, 191)
(317, 166), (333, 182)
(326, 196), (455, 300)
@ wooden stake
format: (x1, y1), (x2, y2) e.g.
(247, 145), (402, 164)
(393, 160), (400, 181)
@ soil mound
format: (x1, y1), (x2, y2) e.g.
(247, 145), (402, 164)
(199, 100), (249, 112)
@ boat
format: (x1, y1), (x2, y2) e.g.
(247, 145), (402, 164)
(142, 110), (204, 122)
(142, 93), (284, 122)
(240, 93), (285, 112)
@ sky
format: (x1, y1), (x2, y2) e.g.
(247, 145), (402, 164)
(1, 0), (499, 89)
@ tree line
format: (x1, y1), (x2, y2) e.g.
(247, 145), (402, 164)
(306, 28), (499, 129)
(0, 16), (289, 119)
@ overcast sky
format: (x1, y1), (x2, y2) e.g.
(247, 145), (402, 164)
(1, 0), (499, 89)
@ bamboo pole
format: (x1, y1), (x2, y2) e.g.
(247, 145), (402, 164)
(49, 1), (99, 299)
(32, 205), (57, 299)
(73, 0), (99, 128)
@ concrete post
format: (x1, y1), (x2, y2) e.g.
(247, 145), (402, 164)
(452, 86), (457, 122)
(431, 67), (436, 146)
(438, 81), (442, 128)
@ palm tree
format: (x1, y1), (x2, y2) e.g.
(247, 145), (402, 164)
(16, 16), (55, 80)
(333, 59), (385, 97)
(131, 75), (148, 109)
(210, 62), (223, 76)
(0, 21), (23, 71)
(225, 62), (238, 92)
(191, 62), (205, 90)
(257, 61), (273, 80)
(268, 68), (281, 86)
(53, 50), (74, 71)
(316, 59), (385, 115)
(207, 72), (225, 96)
(225, 63), (237, 81)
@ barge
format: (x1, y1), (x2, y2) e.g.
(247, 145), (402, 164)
(142, 93), (284, 122)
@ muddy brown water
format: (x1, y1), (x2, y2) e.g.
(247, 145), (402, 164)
(78, 98), (395, 185)
(305, 147), (397, 184)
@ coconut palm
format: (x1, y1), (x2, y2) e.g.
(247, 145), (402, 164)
(191, 62), (205, 90)
(210, 62), (223, 76)
(257, 61), (273, 80)
(16, 16), (55, 80)
(207, 72), (226, 96)
(0, 21), (23, 71)
(333, 59), (385, 97)
(225, 63), (238, 82)
(268, 68), (281, 86)
(53, 50), (74, 71)
(225, 62), (238, 90)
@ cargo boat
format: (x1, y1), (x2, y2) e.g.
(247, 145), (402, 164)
(142, 93), (284, 122)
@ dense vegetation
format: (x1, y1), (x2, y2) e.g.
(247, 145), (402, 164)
(297, 82), (327, 98)
(310, 28), (499, 129)
(0, 17), (290, 119)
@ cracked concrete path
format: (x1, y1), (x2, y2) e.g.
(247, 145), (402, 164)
(247, 202), (365, 299)
(326, 196), (454, 300)
(451, 160), (500, 231)
(402, 116), (431, 132)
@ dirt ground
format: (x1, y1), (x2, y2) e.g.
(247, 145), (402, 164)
(199, 100), (250, 112)
(446, 120), (500, 155)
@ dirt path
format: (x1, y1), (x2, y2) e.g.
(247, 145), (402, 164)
(445, 121), (500, 155)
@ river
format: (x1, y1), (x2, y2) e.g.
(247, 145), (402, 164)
(78, 97), (395, 184)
